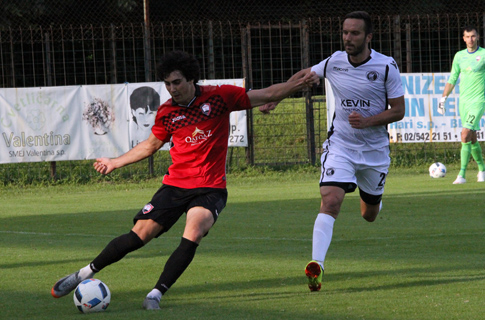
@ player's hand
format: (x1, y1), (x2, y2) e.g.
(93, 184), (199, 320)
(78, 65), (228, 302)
(303, 71), (320, 87)
(93, 157), (115, 175)
(348, 111), (367, 129)
(437, 97), (446, 115)
(259, 101), (279, 114)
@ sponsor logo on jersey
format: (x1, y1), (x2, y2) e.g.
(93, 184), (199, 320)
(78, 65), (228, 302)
(390, 60), (398, 69)
(192, 127), (204, 137)
(326, 168), (335, 176)
(333, 66), (348, 72)
(340, 99), (371, 109)
(171, 115), (186, 123)
(185, 127), (213, 145)
(200, 103), (211, 116)
(142, 203), (154, 214)
(366, 71), (379, 81)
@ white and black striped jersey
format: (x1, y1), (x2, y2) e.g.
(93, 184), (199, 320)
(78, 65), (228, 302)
(312, 49), (404, 150)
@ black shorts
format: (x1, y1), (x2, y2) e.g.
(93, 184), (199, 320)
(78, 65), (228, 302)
(133, 185), (228, 237)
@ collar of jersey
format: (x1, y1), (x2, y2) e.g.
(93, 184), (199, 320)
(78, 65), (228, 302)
(171, 84), (201, 107)
(467, 46), (480, 54)
(347, 54), (372, 68)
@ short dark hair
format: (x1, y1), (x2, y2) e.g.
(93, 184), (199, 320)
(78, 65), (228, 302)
(156, 51), (200, 84)
(344, 11), (373, 35)
(130, 86), (160, 111)
(463, 25), (478, 34)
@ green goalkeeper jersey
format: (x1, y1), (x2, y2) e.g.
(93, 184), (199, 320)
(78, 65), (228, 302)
(448, 46), (485, 103)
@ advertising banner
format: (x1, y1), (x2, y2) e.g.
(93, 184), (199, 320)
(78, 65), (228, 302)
(388, 73), (481, 143)
(0, 79), (247, 164)
(79, 84), (130, 159)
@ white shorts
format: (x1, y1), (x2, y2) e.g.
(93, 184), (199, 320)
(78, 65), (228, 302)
(319, 141), (390, 196)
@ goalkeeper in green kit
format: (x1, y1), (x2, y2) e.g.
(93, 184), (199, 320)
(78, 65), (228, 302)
(439, 25), (485, 184)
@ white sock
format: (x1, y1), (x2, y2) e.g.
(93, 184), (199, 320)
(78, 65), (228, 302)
(147, 288), (162, 302)
(312, 213), (335, 270)
(79, 264), (95, 280)
(379, 201), (382, 212)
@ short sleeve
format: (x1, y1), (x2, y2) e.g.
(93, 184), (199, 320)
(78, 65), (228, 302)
(385, 59), (405, 99)
(151, 107), (171, 143)
(311, 56), (331, 79)
(219, 85), (252, 112)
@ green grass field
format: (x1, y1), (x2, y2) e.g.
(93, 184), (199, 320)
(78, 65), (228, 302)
(1, 166), (484, 320)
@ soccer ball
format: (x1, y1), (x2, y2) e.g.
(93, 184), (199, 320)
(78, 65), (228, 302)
(73, 279), (111, 313)
(429, 162), (446, 178)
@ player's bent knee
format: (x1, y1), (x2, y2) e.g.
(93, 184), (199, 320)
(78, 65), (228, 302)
(359, 189), (382, 206)
(132, 219), (163, 243)
(183, 229), (206, 244)
(359, 190), (382, 223)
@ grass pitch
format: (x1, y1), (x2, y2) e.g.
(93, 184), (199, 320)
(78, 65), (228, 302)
(0, 166), (483, 320)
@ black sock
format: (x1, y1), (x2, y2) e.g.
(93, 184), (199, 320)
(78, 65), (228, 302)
(155, 237), (198, 294)
(90, 231), (145, 272)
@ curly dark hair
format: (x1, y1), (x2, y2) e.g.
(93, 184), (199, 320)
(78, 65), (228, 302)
(156, 51), (200, 84)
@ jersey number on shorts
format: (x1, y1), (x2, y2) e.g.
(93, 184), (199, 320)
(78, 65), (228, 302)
(378, 173), (387, 188)
(466, 114), (476, 126)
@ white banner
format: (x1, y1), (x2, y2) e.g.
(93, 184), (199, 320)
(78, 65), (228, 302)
(80, 84), (130, 159)
(127, 82), (169, 149)
(127, 79), (247, 150)
(0, 85), (129, 164)
(326, 73), (485, 143)
(127, 79), (247, 151)
(0, 79), (247, 164)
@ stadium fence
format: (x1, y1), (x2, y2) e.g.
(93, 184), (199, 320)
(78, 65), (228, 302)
(1, 12), (485, 182)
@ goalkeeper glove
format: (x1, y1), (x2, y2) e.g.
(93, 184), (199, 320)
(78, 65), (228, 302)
(437, 97), (446, 115)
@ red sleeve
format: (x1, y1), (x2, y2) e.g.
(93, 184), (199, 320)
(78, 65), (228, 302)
(219, 85), (252, 112)
(151, 105), (171, 143)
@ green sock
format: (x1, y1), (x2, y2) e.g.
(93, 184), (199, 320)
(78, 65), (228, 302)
(459, 142), (472, 178)
(471, 142), (485, 172)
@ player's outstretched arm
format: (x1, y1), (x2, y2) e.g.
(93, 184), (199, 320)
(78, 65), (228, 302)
(249, 71), (319, 108)
(93, 133), (165, 175)
(258, 68), (315, 113)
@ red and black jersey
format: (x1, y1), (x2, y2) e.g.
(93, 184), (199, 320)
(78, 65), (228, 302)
(152, 84), (252, 189)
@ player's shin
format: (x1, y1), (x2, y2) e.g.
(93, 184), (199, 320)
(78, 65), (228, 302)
(312, 213), (335, 269)
(459, 142), (472, 178)
(471, 142), (485, 172)
(154, 237), (198, 294)
(90, 231), (145, 272)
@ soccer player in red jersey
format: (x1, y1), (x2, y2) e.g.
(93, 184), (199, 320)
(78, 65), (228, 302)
(51, 50), (319, 310)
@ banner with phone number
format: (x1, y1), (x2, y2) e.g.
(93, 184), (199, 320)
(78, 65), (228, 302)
(389, 72), (484, 143)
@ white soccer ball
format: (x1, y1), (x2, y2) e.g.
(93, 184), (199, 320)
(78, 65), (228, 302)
(429, 162), (447, 178)
(73, 278), (111, 313)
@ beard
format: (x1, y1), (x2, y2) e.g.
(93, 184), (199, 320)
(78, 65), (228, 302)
(345, 40), (367, 56)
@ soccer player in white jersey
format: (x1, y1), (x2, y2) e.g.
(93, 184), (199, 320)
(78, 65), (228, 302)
(263, 11), (405, 291)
